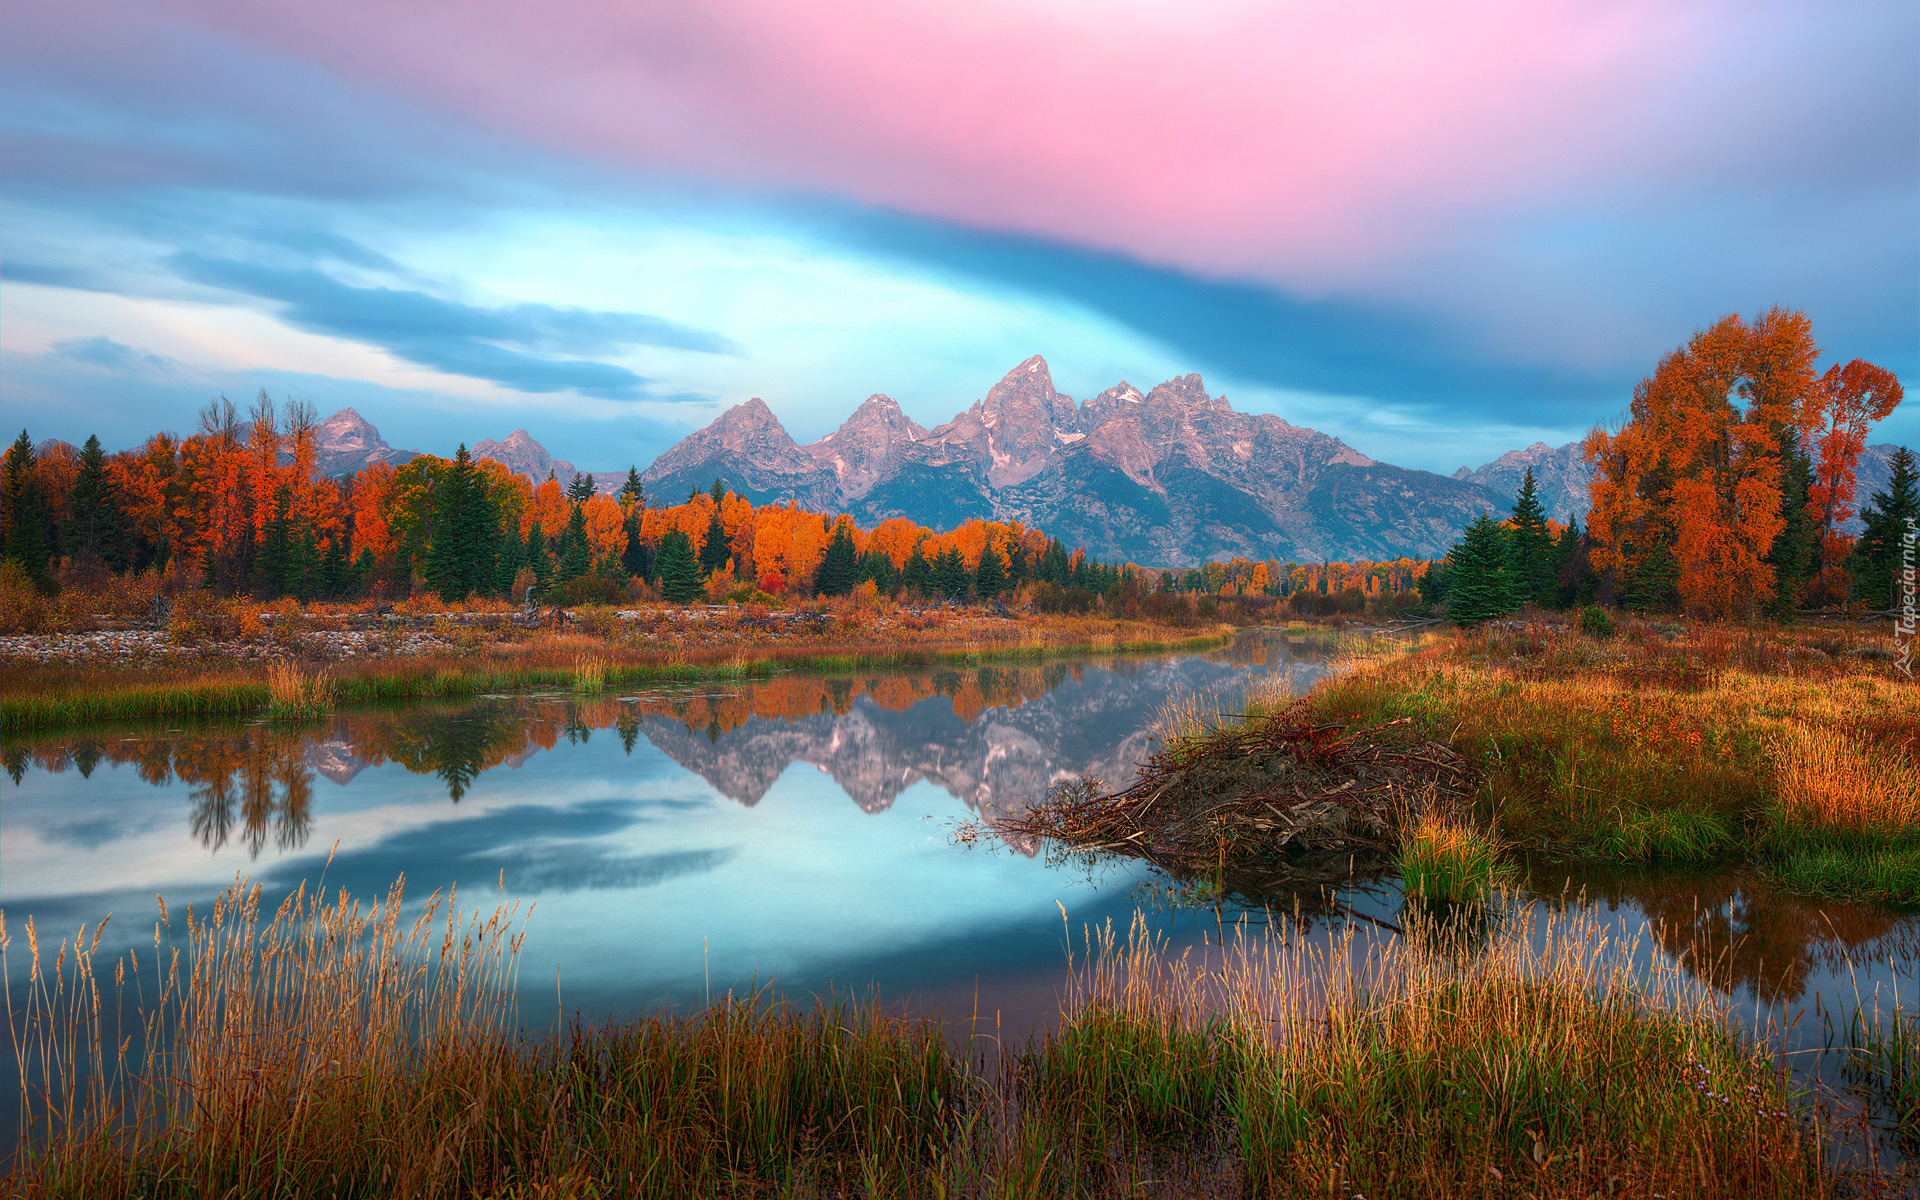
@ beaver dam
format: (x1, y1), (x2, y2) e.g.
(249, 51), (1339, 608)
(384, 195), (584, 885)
(998, 707), (1479, 889)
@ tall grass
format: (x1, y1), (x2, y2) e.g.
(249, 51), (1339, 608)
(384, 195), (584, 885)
(1397, 817), (1516, 902)
(263, 662), (333, 721)
(4, 877), (1833, 1197)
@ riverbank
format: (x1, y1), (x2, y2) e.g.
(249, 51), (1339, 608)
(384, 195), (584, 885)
(0, 603), (1236, 731)
(1032, 615), (1918, 907)
(2, 877), (1843, 1198)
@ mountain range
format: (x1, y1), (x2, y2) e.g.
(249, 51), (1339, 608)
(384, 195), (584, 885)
(263, 360), (1909, 565)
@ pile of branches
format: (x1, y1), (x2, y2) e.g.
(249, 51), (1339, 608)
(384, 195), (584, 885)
(1000, 710), (1478, 871)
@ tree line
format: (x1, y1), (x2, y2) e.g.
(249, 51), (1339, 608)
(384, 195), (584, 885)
(0, 393), (1148, 609)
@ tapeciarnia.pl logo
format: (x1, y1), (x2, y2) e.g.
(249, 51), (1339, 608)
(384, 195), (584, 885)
(1897, 517), (1916, 679)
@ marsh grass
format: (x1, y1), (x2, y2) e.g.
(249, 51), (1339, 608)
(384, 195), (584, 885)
(570, 653), (607, 694)
(0, 879), (1835, 1198)
(262, 662), (333, 721)
(1847, 1006), (1920, 1142)
(1310, 621), (1920, 901)
(1397, 817), (1517, 902)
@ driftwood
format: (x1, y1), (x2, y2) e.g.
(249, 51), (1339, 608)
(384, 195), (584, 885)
(998, 708), (1478, 871)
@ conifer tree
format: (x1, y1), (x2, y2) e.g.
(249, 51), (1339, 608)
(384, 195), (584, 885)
(1444, 513), (1517, 625)
(555, 504), (592, 586)
(621, 511), (651, 579)
(709, 478), (726, 508)
(814, 522), (860, 595)
(1507, 467), (1556, 608)
(902, 544), (931, 596)
(1764, 430), (1817, 619)
(619, 467), (646, 509)
(67, 435), (130, 571)
(492, 523), (524, 596)
(256, 484), (294, 599)
(566, 472), (596, 503)
(320, 536), (348, 600)
(933, 546), (970, 602)
(1, 431), (53, 592)
(700, 509), (732, 576)
(655, 527), (703, 603)
(1856, 447), (1917, 612)
(525, 522), (555, 596)
(860, 550), (896, 593)
(975, 540), (1007, 598)
(350, 548), (377, 598)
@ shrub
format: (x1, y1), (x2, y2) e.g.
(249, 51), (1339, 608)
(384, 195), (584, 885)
(0, 561), (50, 633)
(553, 575), (626, 607)
(1578, 604), (1616, 639)
(165, 590), (243, 644)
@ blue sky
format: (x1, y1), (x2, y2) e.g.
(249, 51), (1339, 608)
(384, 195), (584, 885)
(2, 0), (1914, 476)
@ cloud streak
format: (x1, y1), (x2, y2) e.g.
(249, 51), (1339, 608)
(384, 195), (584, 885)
(170, 253), (740, 400)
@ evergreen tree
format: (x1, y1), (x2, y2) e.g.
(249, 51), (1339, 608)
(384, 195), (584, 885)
(655, 527), (704, 603)
(1, 431), (54, 592)
(700, 510), (732, 575)
(859, 550), (896, 593)
(66, 435), (130, 571)
(320, 536), (348, 600)
(932, 546), (970, 601)
(291, 526), (321, 601)
(709, 478), (726, 508)
(1444, 513), (1517, 626)
(427, 445), (498, 602)
(555, 504), (592, 586)
(256, 484), (295, 599)
(350, 548), (377, 598)
(975, 540), (1007, 598)
(619, 467), (646, 509)
(492, 523), (524, 596)
(1038, 539), (1070, 585)
(1763, 429), (1817, 619)
(621, 511), (652, 579)
(566, 472), (596, 503)
(1856, 447), (1917, 612)
(1507, 467), (1556, 608)
(814, 522), (860, 596)
(1552, 515), (1587, 607)
(901, 544), (931, 596)
(525, 522), (555, 597)
(1004, 537), (1029, 587)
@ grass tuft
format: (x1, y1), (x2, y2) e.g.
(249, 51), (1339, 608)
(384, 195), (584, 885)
(1397, 816), (1517, 901)
(263, 660), (334, 720)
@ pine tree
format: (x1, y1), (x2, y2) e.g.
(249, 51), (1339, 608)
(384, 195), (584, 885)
(320, 536), (348, 600)
(860, 550), (896, 593)
(700, 510), (732, 576)
(428, 446), (493, 602)
(492, 522), (524, 596)
(1507, 467), (1555, 608)
(619, 467), (646, 509)
(350, 548), (376, 598)
(566, 472), (596, 503)
(814, 523), (860, 595)
(1552, 515), (1586, 607)
(902, 544), (931, 596)
(1, 431), (54, 592)
(709, 478), (726, 508)
(975, 540), (1007, 598)
(655, 527), (704, 603)
(67, 434), (130, 571)
(526, 522), (555, 597)
(1856, 447), (1917, 612)
(933, 546), (970, 602)
(1444, 513), (1517, 626)
(256, 484), (294, 599)
(1763, 429), (1817, 619)
(621, 511), (651, 579)
(555, 505), (591, 586)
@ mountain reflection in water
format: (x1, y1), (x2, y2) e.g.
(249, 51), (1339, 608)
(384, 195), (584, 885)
(3, 635), (1915, 1166)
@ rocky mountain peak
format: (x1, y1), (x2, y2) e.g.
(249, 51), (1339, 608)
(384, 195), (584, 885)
(473, 429), (576, 485)
(801, 394), (930, 499)
(313, 407), (419, 478)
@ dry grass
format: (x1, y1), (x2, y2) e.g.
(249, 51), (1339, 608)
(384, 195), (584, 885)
(570, 652), (608, 694)
(1768, 725), (1920, 834)
(262, 661), (333, 721)
(1396, 815), (1517, 902)
(1, 876), (1838, 1198)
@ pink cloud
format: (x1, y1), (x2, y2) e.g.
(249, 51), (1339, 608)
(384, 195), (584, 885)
(25, 0), (1901, 291)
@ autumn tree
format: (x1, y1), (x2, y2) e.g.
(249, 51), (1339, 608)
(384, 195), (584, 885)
(1804, 360), (1905, 603)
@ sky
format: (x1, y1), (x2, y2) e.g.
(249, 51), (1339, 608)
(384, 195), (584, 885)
(2, 0), (1915, 476)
